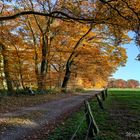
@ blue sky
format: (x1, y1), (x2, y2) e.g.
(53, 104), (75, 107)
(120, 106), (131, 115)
(113, 33), (140, 82)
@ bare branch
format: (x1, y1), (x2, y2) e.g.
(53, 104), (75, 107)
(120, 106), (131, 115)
(0, 10), (109, 24)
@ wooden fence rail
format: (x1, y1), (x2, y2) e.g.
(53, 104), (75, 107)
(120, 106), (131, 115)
(70, 88), (108, 140)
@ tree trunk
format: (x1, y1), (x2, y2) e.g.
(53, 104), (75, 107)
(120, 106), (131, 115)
(3, 60), (13, 93)
(61, 62), (72, 92)
(38, 73), (47, 90)
(61, 26), (92, 92)
(13, 45), (25, 89)
(37, 34), (48, 90)
(1, 44), (13, 93)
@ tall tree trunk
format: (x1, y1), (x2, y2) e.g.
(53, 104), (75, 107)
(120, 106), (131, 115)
(13, 45), (25, 89)
(57, 66), (63, 88)
(27, 16), (52, 90)
(3, 61), (13, 93)
(38, 34), (48, 90)
(1, 44), (13, 93)
(61, 61), (72, 92)
(0, 54), (6, 89)
(61, 26), (92, 92)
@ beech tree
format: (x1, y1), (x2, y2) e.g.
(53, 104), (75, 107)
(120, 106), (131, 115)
(108, 79), (140, 88)
(127, 79), (139, 88)
(0, 43), (13, 92)
(49, 21), (129, 90)
(0, 0), (140, 91)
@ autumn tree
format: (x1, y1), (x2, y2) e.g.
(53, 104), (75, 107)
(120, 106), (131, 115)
(108, 79), (140, 88)
(127, 79), (139, 88)
(114, 79), (127, 88)
(60, 22), (129, 90)
(48, 21), (128, 90)
(0, 0), (139, 92)
(0, 0), (63, 90)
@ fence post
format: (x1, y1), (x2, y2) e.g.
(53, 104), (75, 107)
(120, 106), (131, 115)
(84, 100), (99, 139)
(105, 88), (108, 97)
(101, 90), (105, 101)
(96, 94), (104, 109)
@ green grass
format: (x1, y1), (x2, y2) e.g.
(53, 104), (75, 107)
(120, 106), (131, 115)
(108, 90), (140, 138)
(46, 89), (140, 140)
(109, 88), (140, 91)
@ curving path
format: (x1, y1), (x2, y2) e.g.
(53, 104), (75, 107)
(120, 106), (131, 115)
(0, 90), (101, 140)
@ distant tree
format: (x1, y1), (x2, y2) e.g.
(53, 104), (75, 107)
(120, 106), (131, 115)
(108, 78), (116, 88)
(127, 79), (139, 88)
(114, 79), (127, 88)
(108, 79), (140, 88)
(108, 79), (127, 88)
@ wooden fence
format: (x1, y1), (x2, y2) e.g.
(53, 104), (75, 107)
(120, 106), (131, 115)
(70, 88), (108, 140)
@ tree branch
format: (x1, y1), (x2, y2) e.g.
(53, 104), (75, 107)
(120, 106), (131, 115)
(0, 10), (109, 24)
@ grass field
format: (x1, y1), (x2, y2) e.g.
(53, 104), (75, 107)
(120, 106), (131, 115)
(47, 89), (140, 140)
(109, 88), (140, 91)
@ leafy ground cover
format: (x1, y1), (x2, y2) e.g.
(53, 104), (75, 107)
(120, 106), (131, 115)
(0, 93), (74, 113)
(46, 89), (140, 140)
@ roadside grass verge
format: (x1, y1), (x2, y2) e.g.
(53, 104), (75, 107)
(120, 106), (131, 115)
(46, 89), (140, 140)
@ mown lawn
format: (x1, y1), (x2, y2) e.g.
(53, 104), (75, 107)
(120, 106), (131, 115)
(46, 89), (140, 140)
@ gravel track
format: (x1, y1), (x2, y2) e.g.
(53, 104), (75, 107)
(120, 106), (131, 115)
(0, 91), (100, 140)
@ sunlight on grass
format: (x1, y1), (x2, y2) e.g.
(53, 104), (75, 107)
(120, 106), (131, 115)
(47, 89), (140, 140)
(109, 88), (140, 91)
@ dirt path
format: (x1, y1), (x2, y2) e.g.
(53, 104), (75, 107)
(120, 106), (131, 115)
(0, 91), (100, 140)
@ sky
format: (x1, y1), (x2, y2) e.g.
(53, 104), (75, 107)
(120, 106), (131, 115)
(113, 33), (140, 82)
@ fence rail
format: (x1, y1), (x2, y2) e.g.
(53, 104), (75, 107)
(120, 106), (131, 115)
(70, 88), (108, 140)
